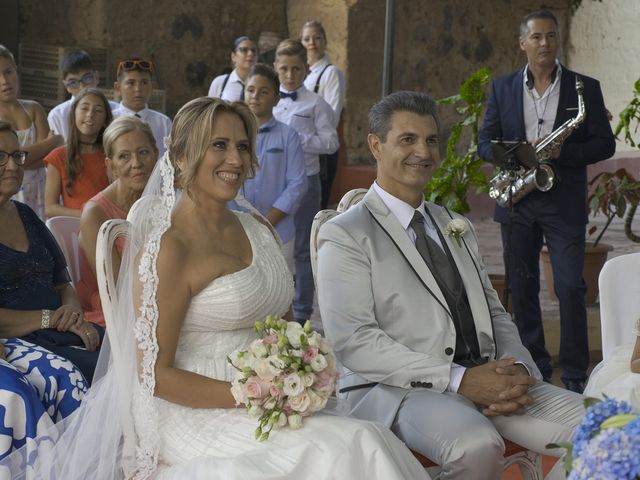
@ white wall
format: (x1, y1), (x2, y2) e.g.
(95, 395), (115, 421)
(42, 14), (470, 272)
(567, 0), (640, 152)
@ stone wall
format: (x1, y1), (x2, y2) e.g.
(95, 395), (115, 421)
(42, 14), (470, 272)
(567, 0), (640, 153)
(18, 0), (288, 116)
(343, 0), (570, 164)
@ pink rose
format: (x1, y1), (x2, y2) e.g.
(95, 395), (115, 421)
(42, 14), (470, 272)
(303, 346), (319, 364)
(270, 384), (284, 401)
(244, 377), (270, 399)
(314, 369), (337, 394)
(262, 334), (278, 345)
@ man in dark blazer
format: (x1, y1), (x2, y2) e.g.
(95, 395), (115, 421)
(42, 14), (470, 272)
(478, 9), (615, 392)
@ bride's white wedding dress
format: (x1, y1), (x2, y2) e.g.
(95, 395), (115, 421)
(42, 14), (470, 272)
(144, 212), (429, 479)
(584, 318), (640, 409)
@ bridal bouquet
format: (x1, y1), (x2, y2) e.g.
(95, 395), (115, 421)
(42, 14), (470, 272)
(548, 398), (640, 479)
(228, 316), (337, 441)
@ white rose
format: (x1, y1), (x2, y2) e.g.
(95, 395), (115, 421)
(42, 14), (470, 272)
(228, 350), (247, 369)
(282, 373), (305, 397)
(302, 372), (315, 387)
(307, 332), (320, 347)
(230, 380), (248, 405)
(285, 322), (304, 348)
(318, 337), (331, 354)
(263, 397), (277, 410)
(276, 412), (288, 428)
(268, 355), (287, 370)
(253, 358), (280, 382)
(307, 389), (327, 412)
(288, 413), (303, 430)
(249, 339), (268, 358)
(247, 404), (263, 417)
(310, 354), (328, 372)
(288, 392), (311, 413)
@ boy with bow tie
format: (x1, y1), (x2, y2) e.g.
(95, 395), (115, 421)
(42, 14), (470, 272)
(273, 39), (337, 325)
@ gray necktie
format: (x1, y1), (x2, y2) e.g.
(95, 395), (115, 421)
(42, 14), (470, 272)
(409, 211), (458, 292)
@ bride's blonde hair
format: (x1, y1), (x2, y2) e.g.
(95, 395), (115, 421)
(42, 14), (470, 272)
(169, 97), (258, 193)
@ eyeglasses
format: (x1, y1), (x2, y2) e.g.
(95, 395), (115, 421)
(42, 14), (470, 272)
(236, 47), (257, 55)
(117, 59), (153, 75)
(62, 71), (97, 89)
(0, 151), (27, 167)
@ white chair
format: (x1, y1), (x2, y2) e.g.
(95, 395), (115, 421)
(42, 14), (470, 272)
(598, 252), (640, 360)
(46, 216), (81, 285)
(310, 189), (543, 480)
(95, 219), (129, 335)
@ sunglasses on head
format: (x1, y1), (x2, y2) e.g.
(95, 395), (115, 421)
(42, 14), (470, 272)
(62, 71), (97, 89)
(0, 151), (27, 167)
(117, 59), (153, 74)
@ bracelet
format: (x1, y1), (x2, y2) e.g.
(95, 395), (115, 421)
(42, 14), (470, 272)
(41, 309), (51, 329)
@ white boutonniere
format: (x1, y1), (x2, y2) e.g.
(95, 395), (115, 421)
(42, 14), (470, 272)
(444, 218), (468, 247)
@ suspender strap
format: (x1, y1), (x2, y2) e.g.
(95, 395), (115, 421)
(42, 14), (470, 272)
(314, 64), (332, 93)
(220, 73), (231, 96)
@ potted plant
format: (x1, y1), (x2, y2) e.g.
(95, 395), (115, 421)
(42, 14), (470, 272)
(423, 68), (513, 307)
(424, 67), (492, 214)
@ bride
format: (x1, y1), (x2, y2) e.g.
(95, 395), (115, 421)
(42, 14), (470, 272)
(1, 97), (429, 479)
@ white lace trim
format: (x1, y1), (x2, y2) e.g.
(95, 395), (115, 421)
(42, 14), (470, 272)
(132, 150), (175, 479)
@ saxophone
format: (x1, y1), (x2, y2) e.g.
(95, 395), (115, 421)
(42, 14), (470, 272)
(488, 76), (586, 208)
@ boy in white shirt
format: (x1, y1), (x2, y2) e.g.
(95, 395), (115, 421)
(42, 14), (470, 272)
(112, 58), (171, 156)
(47, 50), (118, 141)
(273, 39), (338, 324)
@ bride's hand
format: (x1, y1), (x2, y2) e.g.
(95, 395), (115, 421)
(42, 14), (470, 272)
(69, 322), (101, 352)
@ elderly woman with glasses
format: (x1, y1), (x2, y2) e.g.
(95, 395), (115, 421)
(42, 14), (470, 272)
(76, 116), (158, 327)
(207, 36), (258, 101)
(0, 121), (96, 460)
(0, 121), (103, 386)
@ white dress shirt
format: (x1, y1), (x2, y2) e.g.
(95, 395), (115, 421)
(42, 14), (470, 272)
(207, 69), (245, 102)
(112, 103), (172, 157)
(522, 62), (562, 143)
(273, 85), (338, 176)
(373, 182), (473, 392)
(48, 98), (119, 142)
(303, 55), (345, 126)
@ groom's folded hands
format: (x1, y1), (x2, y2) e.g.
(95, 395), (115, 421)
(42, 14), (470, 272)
(458, 358), (536, 416)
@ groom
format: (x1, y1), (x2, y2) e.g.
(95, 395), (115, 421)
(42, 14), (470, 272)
(316, 91), (585, 479)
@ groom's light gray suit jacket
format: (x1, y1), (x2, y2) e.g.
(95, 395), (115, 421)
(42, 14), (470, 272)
(316, 187), (540, 426)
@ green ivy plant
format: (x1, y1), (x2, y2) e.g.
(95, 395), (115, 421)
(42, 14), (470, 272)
(587, 168), (640, 247)
(425, 67), (492, 213)
(614, 78), (640, 148)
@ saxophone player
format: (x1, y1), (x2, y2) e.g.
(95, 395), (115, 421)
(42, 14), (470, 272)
(478, 9), (615, 393)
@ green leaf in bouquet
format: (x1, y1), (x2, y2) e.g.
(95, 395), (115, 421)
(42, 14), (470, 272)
(545, 441), (574, 473)
(255, 426), (262, 440)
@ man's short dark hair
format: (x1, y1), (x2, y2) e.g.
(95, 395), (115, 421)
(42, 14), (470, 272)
(247, 63), (280, 94)
(61, 50), (94, 77)
(519, 10), (559, 40)
(368, 91), (439, 142)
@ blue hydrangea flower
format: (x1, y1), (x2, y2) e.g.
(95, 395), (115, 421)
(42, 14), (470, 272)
(623, 416), (640, 438)
(569, 428), (640, 480)
(573, 399), (633, 458)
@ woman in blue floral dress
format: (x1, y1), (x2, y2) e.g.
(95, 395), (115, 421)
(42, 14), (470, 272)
(0, 338), (87, 460)
(0, 120), (100, 459)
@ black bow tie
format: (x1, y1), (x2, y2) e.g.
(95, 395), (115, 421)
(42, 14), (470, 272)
(279, 90), (298, 101)
(258, 126), (271, 133)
